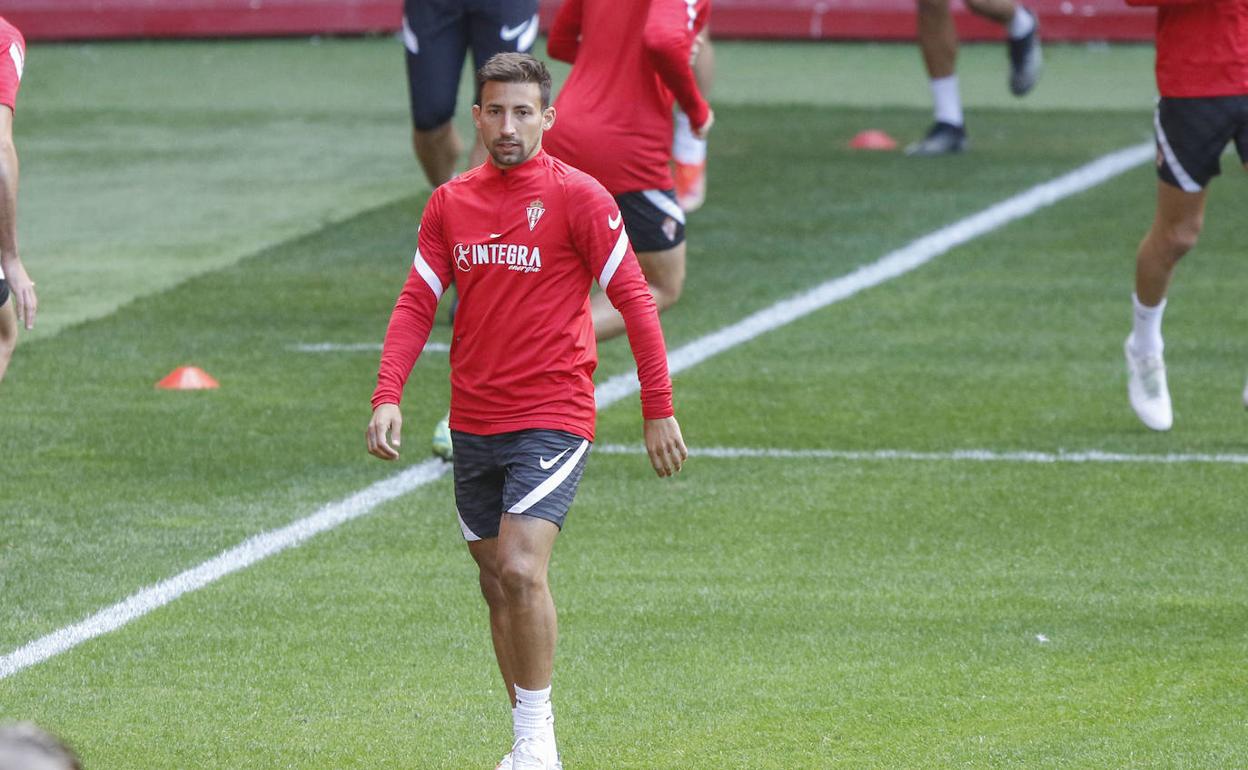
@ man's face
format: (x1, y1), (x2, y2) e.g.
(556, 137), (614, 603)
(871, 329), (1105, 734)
(473, 81), (554, 169)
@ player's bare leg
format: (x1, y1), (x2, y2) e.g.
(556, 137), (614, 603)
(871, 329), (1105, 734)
(475, 513), (560, 767)
(0, 297), (17, 383)
(908, 0), (967, 155)
(412, 121), (463, 188)
(592, 242), (686, 341)
(494, 514), (559, 690)
(468, 537), (520, 705)
(1136, 181), (1206, 306)
(1125, 181), (1207, 431)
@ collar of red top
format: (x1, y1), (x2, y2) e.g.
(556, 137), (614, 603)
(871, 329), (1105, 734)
(480, 148), (550, 180)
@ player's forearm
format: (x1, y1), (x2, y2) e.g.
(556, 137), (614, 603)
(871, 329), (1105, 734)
(612, 284), (674, 419)
(0, 136), (18, 260)
(643, 4), (710, 129)
(371, 280), (438, 409)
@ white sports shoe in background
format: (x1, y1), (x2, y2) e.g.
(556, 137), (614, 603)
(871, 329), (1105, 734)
(1125, 334), (1173, 431)
(509, 736), (561, 770)
(1242, 375), (1248, 409)
(494, 751), (513, 770)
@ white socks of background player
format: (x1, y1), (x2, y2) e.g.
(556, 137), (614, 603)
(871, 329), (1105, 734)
(514, 684), (555, 743)
(1008, 6), (1036, 40)
(672, 111), (707, 165)
(929, 75), (964, 128)
(1131, 293), (1167, 357)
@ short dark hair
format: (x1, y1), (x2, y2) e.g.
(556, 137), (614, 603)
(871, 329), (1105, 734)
(476, 52), (552, 108)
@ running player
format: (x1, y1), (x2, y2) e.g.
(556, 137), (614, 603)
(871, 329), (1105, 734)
(905, 0), (1042, 156)
(1123, 0), (1248, 431)
(543, 0), (713, 341)
(367, 54), (688, 770)
(0, 15), (35, 385)
(401, 0), (539, 187)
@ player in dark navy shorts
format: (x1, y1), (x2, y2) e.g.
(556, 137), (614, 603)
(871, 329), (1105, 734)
(452, 429), (591, 540)
(401, 0), (539, 188)
(614, 189), (686, 254)
(1154, 96), (1248, 194)
(1122, 0), (1248, 432)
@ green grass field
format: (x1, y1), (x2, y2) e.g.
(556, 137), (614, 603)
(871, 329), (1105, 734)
(3, 36), (1247, 769)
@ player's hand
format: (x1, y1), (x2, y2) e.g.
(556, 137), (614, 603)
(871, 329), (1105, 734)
(644, 416), (688, 478)
(694, 108), (714, 140)
(366, 403), (403, 460)
(0, 256), (36, 330)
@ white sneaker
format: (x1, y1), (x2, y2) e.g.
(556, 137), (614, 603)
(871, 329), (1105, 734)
(494, 751), (513, 770)
(1242, 375), (1248, 410)
(1125, 335), (1173, 431)
(509, 736), (561, 770)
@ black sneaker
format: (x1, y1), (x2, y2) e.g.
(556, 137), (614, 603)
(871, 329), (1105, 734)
(1008, 10), (1042, 96)
(904, 121), (967, 156)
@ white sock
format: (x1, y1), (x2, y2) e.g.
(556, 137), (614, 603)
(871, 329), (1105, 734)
(672, 111), (707, 165)
(513, 684), (555, 742)
(1131, 293), (1167, 356)
(1008, 7), (1035, 39)
(930, 75), (963, 127)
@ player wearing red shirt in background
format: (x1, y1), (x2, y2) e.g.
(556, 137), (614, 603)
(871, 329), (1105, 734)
(0, 16), (35, 384)
(543, 0), (713, 341)
(1122, 0), (1248, 431)
(367, 54), (688, 770)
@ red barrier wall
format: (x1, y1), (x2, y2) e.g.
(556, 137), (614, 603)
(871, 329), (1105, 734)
(4, 0), (1154, 43)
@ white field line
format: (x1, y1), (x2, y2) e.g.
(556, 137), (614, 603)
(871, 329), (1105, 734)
(0, 143), (1153, 681)
(289, 341), (449, 353)
(596, 444), (1248, 466)
(0, 460), (449, 680)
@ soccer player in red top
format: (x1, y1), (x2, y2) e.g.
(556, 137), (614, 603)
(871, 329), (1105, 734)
(366, 53), (688, 770)
(542, 0), (713, 341)
(1122, 0), (1248, 431)
(0, 15), (35, 384)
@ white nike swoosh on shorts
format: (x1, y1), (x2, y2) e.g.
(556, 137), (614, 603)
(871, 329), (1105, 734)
(539, 448), (571, 470)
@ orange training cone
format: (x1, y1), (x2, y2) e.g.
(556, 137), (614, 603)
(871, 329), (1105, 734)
(849, 129), (898, 151)
(156, 365), (220, 390)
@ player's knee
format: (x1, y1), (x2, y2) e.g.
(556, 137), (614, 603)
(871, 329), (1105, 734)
(1163, 217), (1203, 258)
(652, 274), (684, 310)
(496, 556), (545, 602)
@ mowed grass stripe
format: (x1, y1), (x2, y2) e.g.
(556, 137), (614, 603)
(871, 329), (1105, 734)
(0, 141), (1152, 682)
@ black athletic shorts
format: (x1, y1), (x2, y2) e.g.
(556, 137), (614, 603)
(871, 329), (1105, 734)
(451, 428), (591, 540)
(615, 189), (686, 253)
(0, 279), (8, 308)
(402, 0), (540, 131)
(1154, 95), (1248, 192)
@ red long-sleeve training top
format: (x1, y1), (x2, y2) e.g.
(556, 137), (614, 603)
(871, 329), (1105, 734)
(372, 150), (674, 441)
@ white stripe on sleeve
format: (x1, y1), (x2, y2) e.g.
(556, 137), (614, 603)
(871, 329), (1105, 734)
(508, 440), (589, 514)
(597, 230), (630, 290)
(412, 248), (445, 299)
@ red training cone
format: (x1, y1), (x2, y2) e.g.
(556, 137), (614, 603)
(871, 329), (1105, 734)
(849, 130), (898, 151)
(156, 366), (220, 390)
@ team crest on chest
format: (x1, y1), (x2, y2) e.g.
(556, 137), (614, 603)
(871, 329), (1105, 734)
(526, 198), (546, 231)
